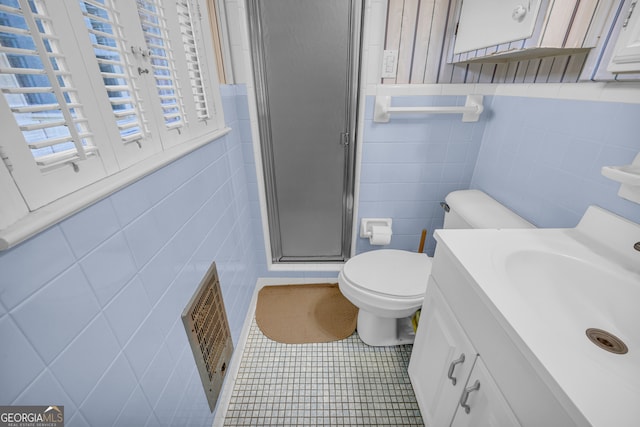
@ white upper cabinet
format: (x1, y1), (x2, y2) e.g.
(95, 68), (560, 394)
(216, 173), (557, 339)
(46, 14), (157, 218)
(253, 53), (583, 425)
(608, 1), (640, 72)
(454, 0), (543, 54)
(450, 0), (609, 63)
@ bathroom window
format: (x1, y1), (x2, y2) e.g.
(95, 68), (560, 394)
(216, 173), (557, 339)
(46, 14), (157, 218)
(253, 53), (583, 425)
(0, 0), (221, 214)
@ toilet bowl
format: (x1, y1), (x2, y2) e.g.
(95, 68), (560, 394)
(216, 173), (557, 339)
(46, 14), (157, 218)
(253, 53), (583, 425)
(338, 249), (432, 346)
(339, 189), (534, 346)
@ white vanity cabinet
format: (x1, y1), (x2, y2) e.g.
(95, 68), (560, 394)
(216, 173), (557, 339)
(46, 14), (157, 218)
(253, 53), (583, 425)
(409, 237), (590, 427)
(450, 358), (521, 427)
(409, 282), (520, 427)
(408, 282), (476, 426)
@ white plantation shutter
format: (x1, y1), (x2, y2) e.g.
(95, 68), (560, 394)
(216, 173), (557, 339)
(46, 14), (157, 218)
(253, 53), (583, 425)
(137, 0), (185, 130)
(80, 0), (146, 144)
(1, 0), (96, 169)
(0, 0), (223, 218)
(0, 0), (108, 209)
(176, 0), (209, 120)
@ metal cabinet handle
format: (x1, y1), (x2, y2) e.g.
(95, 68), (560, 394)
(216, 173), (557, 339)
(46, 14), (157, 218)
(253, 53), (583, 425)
(459, 380), (481, 414)
(447, 353), (465, 385)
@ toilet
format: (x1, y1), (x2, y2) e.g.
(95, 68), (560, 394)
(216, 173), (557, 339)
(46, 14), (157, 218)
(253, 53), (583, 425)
(339, 189), (534, 346)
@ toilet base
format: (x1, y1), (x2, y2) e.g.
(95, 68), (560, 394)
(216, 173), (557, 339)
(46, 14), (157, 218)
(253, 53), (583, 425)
(356, 310), (416, 346)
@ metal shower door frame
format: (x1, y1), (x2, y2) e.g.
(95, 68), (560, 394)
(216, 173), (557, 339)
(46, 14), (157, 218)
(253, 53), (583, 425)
(247, 0), (362, 263)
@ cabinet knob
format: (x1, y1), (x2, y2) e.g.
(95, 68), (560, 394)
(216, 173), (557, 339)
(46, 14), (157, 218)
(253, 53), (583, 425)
(512, 5), (528, 22)
(460, 380), (481, 414)
(447, 353), (465, 385)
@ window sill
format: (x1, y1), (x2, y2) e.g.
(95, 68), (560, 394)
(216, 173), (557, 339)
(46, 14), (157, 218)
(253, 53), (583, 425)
(0, 127), (231, 251)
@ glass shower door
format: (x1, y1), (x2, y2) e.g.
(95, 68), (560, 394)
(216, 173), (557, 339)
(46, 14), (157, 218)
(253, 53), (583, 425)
(248, 0), (361, 262)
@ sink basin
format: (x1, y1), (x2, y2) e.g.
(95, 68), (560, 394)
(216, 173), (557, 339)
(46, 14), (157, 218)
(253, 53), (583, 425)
(434, 205), (640, 426)
(503, 249), (640, 353)
(495, 244), (640, 400)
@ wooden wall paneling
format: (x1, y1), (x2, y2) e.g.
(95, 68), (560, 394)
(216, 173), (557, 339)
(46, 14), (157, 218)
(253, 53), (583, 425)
(564, 52), (589, 81)
(396, 0), (420, 83)
(514, 60), (529, 82)
(505, 62), (520, 83)
(478, 64), (497, 83)
(547, 55), (570, 82)
(380, 0), (596, 85)
(437, 0), (462, 83)
(439, 63), (453, 83)
(465, 63), (482, 83)
(540, 0), (580, 47)
(583, 0), (620, 48)
(451, 64), (467, 83)
(536, 57), (556, 82)
(493, 63), (509, 83)
(438, 49), (454, 84)
(524, 59), (542, 82)
(565, 0), (601, 47)
(423, 0), (449, 83)
(383, 0), (405, 84)
(410, 0), (435, 83)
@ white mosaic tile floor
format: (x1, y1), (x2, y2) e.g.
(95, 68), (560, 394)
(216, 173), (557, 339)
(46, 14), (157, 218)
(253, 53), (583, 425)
(223, 319), (424, 426)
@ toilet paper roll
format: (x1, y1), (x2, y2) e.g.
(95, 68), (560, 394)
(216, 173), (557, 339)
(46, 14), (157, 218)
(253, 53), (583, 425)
(369, 225), (392, 245)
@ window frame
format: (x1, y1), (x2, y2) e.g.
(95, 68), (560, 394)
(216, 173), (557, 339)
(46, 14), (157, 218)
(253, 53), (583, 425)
(0, 0), (226, 249)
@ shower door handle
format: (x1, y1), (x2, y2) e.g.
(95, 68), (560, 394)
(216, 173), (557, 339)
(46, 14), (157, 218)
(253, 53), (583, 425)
(340, 132), (350, 147)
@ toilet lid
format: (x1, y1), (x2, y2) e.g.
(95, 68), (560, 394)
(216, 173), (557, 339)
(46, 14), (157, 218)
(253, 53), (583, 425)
(342, 249), (432, 298)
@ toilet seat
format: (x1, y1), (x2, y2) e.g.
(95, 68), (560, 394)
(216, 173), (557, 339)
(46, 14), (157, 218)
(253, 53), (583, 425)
(338, 249), (432, 318)
(341, 249), (431, 298)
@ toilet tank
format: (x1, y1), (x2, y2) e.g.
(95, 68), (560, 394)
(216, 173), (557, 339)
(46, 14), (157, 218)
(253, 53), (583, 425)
(443, 190), (535, 229)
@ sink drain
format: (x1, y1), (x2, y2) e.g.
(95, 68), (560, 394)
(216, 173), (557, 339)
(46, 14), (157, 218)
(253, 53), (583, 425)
(586, 328), (628, 354)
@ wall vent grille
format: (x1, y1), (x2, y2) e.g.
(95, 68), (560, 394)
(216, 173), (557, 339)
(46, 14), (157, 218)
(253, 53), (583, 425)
(182, 262), (234, 412)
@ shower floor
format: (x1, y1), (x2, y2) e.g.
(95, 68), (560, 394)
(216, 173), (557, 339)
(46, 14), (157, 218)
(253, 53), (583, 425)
(221, 319), (424, 426)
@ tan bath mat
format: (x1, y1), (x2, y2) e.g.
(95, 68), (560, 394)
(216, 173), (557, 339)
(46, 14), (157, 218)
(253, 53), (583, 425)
(255, 283), (358, 344)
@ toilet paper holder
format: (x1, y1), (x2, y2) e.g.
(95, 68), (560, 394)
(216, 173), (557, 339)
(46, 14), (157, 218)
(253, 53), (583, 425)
(360, 218), (393, 239)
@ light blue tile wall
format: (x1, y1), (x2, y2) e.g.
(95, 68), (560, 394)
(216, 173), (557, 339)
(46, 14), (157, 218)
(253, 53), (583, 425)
(472, 96), (640, 227)
(0, 85), (258, 426)
(2, 82), (637, 426)
(235, 87), (268, 275)
(357, 95), (488, 255)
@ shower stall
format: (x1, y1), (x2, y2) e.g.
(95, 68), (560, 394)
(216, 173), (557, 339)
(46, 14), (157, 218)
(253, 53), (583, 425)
(247, 0), (362, 263)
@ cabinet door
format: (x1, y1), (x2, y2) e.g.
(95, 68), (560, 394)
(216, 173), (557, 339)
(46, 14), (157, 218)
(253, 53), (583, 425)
(451, 358), (522, 427)
(608, 0), (640, 73)
(408, 279), (477, 427)
(454, 0), (542, 54)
